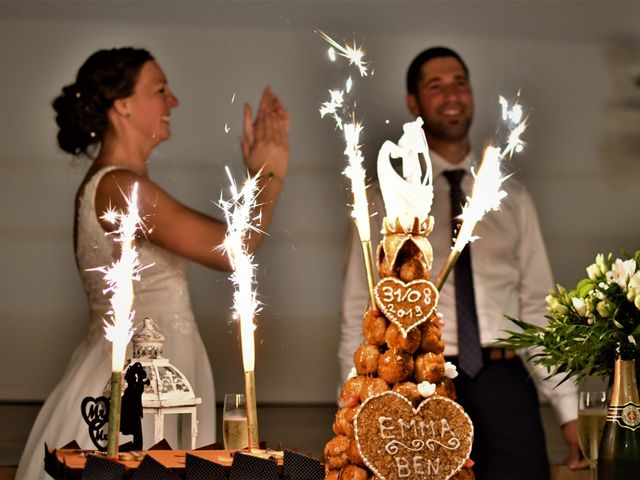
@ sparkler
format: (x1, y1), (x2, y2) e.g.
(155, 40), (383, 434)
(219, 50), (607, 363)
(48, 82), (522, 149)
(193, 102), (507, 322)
(317, 29), (368, 77)
(435, 95), (527, 290)
(91, 183), (146, 457)
(317, 30), (377, 309)
(219, 166), (263, 450)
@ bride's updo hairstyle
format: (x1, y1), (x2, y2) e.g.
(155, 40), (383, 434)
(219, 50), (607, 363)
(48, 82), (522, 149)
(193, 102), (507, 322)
(52, 47), (154, 157)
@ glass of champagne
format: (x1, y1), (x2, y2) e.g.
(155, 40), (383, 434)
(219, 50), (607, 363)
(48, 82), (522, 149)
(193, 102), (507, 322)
(223, 393), (249, 450)
(578, 390), (608, 480)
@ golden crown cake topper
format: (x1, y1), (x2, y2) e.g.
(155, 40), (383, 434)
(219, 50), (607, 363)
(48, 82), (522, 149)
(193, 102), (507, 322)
(378, 216), (435, 281)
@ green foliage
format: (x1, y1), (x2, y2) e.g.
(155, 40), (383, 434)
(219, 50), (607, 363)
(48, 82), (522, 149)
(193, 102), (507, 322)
(497, 251), (640, 382)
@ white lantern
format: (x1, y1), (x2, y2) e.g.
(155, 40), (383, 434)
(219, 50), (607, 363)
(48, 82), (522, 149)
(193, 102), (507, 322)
(105, 318), (201, 449)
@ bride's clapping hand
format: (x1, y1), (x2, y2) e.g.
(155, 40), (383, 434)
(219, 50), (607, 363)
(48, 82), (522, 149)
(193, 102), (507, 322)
(241, 86), (290, 181)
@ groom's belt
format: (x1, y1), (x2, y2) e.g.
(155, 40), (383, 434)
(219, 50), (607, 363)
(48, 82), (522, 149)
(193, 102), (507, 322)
(446, 347), (517, 363)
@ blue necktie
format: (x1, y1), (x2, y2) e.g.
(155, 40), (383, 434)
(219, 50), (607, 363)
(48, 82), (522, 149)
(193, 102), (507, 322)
(443, 169), (484, 378)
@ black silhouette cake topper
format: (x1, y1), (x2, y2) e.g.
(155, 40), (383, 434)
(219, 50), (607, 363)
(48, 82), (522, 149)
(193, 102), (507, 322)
(120, 361), (150, 450)
(81, 361), (149, 451)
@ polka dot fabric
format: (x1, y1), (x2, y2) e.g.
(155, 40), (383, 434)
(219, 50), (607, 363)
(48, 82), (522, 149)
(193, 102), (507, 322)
(185, 453), (227, 480)
(81, 454), (125, 480)
(130, 455), (180, 480)
(230, 452), (279, 480)
(283, 450), (324, 480)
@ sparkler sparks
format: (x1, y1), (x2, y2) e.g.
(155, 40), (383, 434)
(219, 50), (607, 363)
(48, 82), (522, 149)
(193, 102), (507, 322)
(219, 167), (263, 373)
(317, 30), (367, 130)
(346, 76), (353, 94)
(317, 29), (368, 77)
(452, 146), (509, 253)
(91, 183), (147, 372)
(318, 29), (377, 308)
(499, 94), (527, 156)
(317, 30), (371, 241)
(218, 167), (264, 449)
(455, 95), (527, 251)
(328, 47), (336, 62)
(436, 95), (528, 289)
(499, 95), (523, 124)
(319, 89), (345, 128)
(343, 121), (370, 242)
(90, 182), (149, 457)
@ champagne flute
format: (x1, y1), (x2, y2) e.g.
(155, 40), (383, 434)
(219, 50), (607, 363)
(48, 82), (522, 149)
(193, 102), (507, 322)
(223, 393), (249, 450)
(578, 390), (607, 480)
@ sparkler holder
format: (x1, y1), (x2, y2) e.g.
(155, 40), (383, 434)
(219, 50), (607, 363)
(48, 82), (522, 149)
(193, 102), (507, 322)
(106, 370), (123, 458)
(243, 370), (260, 450)
(435, 248), (462, 291)
(360, 239), (377, 309)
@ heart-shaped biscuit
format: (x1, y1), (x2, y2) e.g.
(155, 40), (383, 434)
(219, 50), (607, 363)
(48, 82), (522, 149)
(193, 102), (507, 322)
(374, 277), (439, 336)
(354, 392), (473, 480)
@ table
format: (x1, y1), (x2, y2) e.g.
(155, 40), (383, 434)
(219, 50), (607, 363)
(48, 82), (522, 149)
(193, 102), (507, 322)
(44, 446), (326, 480)
(551, 465), (590, 480)
(45, 447), (590, 479)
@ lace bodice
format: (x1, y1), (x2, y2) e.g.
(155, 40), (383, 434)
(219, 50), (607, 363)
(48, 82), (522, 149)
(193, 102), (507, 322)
(76, 166), (194, 335)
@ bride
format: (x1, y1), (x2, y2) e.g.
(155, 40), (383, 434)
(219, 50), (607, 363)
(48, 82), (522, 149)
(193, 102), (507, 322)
(16, 47), (289, 480)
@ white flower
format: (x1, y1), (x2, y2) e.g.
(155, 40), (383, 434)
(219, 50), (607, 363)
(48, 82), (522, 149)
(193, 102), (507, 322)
(546, 295), (568, 315)
(444, 362), (459, 379)
(597, 301), (612, 318)
(628, 272), (640, 300)
(417, 381), (436, 398)
(572, 297), (587, 317)
(635, 295), (640, 310)
(606, 259), (637, 290)
(347, 366), (357, 380)
(586, 263), (600, 281)
(595, 253), (608, 275)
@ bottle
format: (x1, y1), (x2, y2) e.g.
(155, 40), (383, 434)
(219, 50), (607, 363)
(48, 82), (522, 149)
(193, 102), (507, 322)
(597, 341), (640, 479)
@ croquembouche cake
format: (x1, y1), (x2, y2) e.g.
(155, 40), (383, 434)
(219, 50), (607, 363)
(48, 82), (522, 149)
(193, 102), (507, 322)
(324, 119), (475, 480)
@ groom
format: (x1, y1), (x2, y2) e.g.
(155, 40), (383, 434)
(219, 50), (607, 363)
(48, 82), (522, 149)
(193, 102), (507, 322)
(339, 46), (586, 479)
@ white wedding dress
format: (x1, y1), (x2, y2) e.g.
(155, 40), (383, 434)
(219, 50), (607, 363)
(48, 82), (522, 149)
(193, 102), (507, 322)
(16, 166), (216, 480)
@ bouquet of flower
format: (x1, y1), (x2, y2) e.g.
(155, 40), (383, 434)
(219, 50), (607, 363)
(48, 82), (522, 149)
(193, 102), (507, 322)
(499, 251), (640, 382)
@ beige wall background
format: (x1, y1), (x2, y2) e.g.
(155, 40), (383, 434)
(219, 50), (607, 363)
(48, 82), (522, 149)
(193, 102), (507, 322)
(1, 1), (639, 404)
